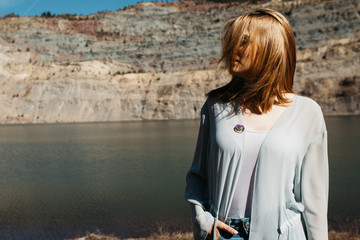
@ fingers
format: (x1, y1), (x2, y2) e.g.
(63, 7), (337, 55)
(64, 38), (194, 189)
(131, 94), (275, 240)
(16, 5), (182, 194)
(216, 229), (220, 240)
(217, 221), (239, 235)
(206, 223), (220, 240)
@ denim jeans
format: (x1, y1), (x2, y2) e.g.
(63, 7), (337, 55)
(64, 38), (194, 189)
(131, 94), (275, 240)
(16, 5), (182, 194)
(218, 218), (250, 240)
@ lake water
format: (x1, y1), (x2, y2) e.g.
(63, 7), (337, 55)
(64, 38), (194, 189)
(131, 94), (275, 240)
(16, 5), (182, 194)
(0, 116), (359, 239)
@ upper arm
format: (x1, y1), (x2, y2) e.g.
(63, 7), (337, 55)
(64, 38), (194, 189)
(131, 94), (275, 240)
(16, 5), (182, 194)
(185, 102), (210, 206)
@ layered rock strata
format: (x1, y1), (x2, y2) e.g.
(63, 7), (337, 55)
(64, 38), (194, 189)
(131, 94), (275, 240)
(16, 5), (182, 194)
(0, 0), (359, 124)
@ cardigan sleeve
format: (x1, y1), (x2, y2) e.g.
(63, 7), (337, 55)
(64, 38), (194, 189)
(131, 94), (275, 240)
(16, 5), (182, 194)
(301, 128), (329, 240)
(185, 101), (214, 240)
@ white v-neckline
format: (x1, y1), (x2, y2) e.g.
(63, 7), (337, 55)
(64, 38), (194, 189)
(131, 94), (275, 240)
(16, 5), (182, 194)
(239, 95), (297, 132)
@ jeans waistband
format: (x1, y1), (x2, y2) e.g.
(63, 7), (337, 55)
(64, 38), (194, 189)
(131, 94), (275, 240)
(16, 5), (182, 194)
(225, 218), (251, 235)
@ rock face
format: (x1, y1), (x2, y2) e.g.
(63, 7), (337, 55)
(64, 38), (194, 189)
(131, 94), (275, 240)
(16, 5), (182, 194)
(0, 0), (359, 124)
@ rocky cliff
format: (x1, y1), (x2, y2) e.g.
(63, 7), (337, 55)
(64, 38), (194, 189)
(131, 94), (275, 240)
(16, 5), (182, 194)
(0, 0), (359, 124)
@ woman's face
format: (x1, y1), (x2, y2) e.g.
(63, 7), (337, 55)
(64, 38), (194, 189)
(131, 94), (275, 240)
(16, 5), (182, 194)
(229, 44), (252, 76)
(229, 34), (252, 76)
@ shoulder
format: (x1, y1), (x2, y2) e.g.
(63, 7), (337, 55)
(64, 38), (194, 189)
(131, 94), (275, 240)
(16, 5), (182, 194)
(294, 95), (326, 131)
(294, 95), (324, 116)
(201, 97), (230, 115)
(295, 95), (321, 108)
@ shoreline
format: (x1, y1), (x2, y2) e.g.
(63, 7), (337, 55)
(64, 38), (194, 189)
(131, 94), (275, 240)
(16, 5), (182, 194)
(70, 231), (360, 240)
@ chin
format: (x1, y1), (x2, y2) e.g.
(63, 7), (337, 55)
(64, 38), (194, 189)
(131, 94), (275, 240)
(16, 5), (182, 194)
(230, 68), (241, 76)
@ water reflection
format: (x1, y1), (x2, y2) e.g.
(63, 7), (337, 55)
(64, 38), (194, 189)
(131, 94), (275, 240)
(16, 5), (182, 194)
(0, 117), (358, 239)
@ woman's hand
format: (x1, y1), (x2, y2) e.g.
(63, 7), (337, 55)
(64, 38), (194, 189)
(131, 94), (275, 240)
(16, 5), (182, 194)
(206, 220), (238, 240)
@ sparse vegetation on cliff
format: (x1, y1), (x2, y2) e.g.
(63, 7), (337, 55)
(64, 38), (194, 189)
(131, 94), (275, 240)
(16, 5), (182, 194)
(2, 12), (20, 18)
(40, 11), (56, 18)
(202, 0), (268, 4)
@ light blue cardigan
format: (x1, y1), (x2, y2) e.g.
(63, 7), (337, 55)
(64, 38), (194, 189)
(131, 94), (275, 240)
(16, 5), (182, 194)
(185, 95), (328, 240)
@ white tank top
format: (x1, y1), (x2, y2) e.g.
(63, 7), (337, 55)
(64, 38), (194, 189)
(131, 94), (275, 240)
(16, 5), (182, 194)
(228, 129), (269, 218)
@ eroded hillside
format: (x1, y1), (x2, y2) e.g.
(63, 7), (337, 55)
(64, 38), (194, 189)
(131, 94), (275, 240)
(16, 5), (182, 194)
(0, 0), (359, 123)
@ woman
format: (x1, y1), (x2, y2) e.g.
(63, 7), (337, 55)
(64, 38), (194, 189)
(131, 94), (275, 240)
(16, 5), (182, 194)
(185, 9), (328, 240)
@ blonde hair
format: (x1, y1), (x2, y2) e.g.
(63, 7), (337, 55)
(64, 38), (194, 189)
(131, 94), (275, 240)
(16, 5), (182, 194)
(208, 8), (296, 114)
